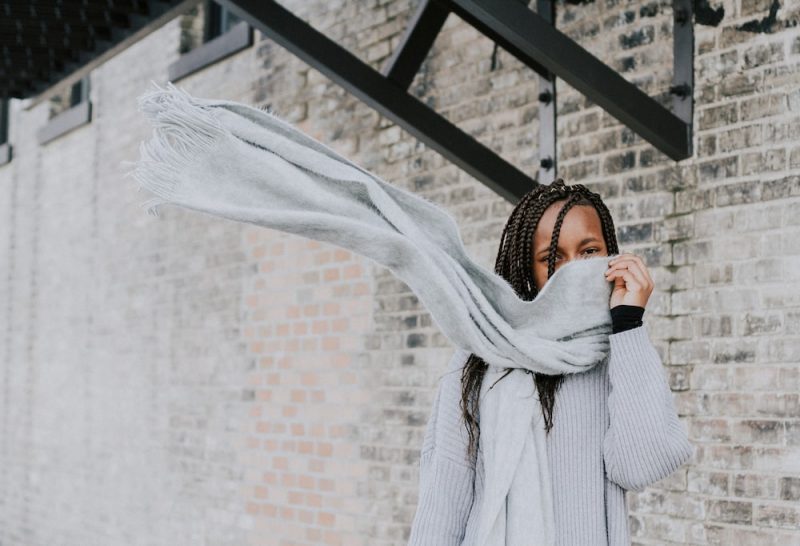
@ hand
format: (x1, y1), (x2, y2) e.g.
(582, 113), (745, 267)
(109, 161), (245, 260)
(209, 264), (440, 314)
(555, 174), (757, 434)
(604, 253), (654, 309)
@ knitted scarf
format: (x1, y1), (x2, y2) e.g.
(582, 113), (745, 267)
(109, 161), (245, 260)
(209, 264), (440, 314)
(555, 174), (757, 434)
(125, 81), (615, 545)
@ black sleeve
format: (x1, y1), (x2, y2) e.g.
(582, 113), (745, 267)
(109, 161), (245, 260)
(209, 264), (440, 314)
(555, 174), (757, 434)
(610, 305), (645, 334)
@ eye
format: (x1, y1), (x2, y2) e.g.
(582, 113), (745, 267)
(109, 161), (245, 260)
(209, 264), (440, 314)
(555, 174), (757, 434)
(583, 247), (599, 255)
(538, 255), (562, 263)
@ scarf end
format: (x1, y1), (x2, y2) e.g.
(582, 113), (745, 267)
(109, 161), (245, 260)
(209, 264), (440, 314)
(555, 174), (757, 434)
(121, 80), (228, 217)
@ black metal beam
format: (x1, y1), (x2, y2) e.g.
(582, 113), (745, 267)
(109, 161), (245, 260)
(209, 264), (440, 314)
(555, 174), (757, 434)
(672, 0), (694, 132)
(445, 3), (553, 81)
(380, 0), (450, 90)
(448, 0), (691, 160)
(535, 0), (556, 184)
(218, 0), (539, 203)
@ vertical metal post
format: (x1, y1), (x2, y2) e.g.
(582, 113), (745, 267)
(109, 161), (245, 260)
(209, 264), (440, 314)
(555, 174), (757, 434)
(671, 0), (694, 157)
(536, 0), (556, 184)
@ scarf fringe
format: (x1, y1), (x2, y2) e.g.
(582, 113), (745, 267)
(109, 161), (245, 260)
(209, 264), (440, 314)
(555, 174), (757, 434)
(120, 80), (228, 217)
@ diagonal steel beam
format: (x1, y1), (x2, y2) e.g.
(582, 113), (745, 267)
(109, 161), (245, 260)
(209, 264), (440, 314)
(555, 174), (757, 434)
(381, 0), (450, 90)
(218, 0), (539, 203)
(449, 0), (691, 160)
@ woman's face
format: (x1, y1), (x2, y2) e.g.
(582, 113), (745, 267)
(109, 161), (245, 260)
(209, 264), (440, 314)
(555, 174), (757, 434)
(532, 200), (608, 291)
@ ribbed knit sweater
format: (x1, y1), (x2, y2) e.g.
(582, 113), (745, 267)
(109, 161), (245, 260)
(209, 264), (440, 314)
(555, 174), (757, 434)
(407, 323), (694, 546)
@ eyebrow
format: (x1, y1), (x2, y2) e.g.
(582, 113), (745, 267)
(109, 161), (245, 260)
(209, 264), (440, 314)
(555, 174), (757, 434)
(536, 236), (601, 256)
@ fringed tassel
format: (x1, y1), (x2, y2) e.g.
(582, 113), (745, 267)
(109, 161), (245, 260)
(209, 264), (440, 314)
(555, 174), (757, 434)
(121, 80), (227, 217)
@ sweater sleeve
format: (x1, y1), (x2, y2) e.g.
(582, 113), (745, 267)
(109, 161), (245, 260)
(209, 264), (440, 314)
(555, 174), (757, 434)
(407, 349), (476, 546)
(602, 325), (695, 492)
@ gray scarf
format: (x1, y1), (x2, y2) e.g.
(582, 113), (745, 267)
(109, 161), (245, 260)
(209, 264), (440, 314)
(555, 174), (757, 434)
(125, 81), (615, 545)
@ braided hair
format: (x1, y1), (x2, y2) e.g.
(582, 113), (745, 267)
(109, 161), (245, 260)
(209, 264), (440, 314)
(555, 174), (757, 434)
(459, 178), (619, 461)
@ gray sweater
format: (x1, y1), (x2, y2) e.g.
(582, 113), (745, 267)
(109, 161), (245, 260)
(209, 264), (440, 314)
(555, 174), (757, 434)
(408, 325), (694, 545)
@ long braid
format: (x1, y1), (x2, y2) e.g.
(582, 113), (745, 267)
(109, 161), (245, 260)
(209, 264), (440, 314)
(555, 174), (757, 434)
(545, 193), (582, 279)
(458, 178), (619, 463)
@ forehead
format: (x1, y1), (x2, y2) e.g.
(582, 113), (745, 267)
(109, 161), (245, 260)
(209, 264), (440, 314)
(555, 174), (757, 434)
(534, 202), (603, 243)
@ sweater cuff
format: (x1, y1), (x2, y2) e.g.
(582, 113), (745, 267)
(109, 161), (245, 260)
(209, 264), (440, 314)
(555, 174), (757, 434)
(610, 304), (644, 334)
(607, 321), (651, 351)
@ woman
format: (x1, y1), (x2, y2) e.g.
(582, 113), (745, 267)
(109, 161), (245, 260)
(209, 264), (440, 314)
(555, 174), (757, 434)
(408, 178), (694, 546)
(129, 84), (691, 545)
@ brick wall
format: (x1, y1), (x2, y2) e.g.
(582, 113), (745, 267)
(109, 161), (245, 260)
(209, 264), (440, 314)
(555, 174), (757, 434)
(0, 0), (798, 544)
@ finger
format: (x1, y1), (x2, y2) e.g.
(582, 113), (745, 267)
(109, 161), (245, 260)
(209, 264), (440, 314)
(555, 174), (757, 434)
(606, 259), (651, 290)
(607, 269), (643, 291)
(638, 258), (654, 286)
(605, 255), (636, 274)
(623, 253), (650, 276)
(607, 253), (636, 267)
(624, 255), (654, 288)
(622, 261), (651, 290)
(607, 254), (649, 278)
